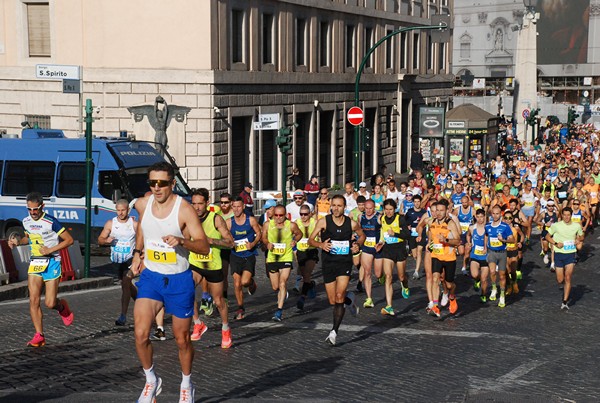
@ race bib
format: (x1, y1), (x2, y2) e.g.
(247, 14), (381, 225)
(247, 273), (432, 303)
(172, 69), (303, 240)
(431, 243), (444, 254)
(474, 203), (482, 210)
(28, 258), (49, 274)
(572, 215), (581, 223)
(113, 240), (132, 254)
(411, 228), (419, 237)
(272, 242), (286, 255)
(592, 192), (598, 198)
(195, 249), (213, 262)
(507, 242), (516, 248)
(146, 240), (176, 264)
(364, 237), (377, 248)
(234, 238), (249, 252)
(297, 237), (309, 251)
(558, 191), (567, 199)
(490, 237), (502, 248)
(563, 240), (576, 251)
(330, 240), (350, 255)
(384, 234), (400, 244)
(375, 203), (381, 210)
(460, 222), (470, 233)
(524, 201), (533, 207)
(474, 245), (485, 256)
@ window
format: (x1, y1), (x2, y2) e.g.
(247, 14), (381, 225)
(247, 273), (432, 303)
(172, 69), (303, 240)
(427, 35), (434, 70)
(386, 29), (394, 70)
(57, 163), (87, 198)
(3, 161), (54, 196)
(231, 9), (246, 63)
(438, 42), (446, 72)
(319, 21), (330, 68)
(413, 33), (420, 70)
(27, 3), (50, 57)
(364, 27), (374, 69)
(460, 34), (471, 60)
(400, 31), (408, 69)
(296, 18), (307, 66)
(24, 114), (51, 129)
(262, 13), (275, 65)
(346, 25), (356, 68)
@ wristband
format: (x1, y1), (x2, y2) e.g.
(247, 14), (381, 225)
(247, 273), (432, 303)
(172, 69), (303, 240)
(133, 249), (142, 255)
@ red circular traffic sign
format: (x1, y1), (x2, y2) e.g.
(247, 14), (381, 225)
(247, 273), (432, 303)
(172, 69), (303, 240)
(347, 106), (364, 126)
(522, 109), (530, 119)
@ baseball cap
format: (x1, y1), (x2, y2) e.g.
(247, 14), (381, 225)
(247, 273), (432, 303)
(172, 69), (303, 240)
(359, 182), (367, 188)
(293, 190), (304, 197)
(245, 182), (253, 189)
(406, 191), (414, 196)
(264, 199), (277, 209)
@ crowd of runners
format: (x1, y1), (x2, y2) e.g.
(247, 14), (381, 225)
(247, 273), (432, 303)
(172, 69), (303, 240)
(7, 122), (598, 402)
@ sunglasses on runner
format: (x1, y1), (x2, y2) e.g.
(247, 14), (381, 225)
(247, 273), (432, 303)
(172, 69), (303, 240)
(147, 179), (172, 188)
(299, 213), (310, 216)
(273, 213), (285, 217)
(27, 205), (43, 212)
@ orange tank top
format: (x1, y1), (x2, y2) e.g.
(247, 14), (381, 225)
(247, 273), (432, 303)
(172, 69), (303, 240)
(429, 218), (456, 262)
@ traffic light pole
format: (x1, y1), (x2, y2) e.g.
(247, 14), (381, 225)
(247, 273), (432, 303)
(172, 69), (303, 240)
(84, 99), (93, 278)
(353, 20), (449, 186)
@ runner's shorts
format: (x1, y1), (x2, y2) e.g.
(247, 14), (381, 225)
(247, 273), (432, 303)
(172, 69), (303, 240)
(431, 258), (457, 282)
(554, 252), (577, 268)
(189, 265), (225, 283)
(137, 269), (195, 318)
(487, 250), (507, 271)
(29, 257), (61, 282)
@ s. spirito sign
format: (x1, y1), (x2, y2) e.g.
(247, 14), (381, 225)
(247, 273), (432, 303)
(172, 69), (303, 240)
(36, 64), (80, 80)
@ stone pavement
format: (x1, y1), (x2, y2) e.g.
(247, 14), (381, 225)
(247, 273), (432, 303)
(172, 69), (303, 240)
(0, 236), (599, 402)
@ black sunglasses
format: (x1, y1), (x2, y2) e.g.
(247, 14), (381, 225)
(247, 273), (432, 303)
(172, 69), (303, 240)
(147, 179), (172, 188)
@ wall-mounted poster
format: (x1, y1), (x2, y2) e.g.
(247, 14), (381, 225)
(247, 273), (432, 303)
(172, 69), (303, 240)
(449, 138), (464, 162)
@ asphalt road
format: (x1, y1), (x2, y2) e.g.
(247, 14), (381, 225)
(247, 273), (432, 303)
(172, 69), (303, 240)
(0, 236), (599, 402)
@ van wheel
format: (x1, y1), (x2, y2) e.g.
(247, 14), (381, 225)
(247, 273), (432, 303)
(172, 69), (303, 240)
(5, 226), (24, 242)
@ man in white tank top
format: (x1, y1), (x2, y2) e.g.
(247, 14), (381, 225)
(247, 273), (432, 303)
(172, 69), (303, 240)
(97, 199), (138, 327)
(130, 162), (209, 403)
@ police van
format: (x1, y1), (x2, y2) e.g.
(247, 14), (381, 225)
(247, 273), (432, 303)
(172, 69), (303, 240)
(0, 129), (191, 243)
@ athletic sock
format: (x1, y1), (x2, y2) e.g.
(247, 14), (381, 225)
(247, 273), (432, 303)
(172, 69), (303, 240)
(222, 322), (229, 331)
(157, 326), (164, 331)
(194, 318), (202, 325)
(181, 372), (191, 388)
(332, 303), (345, 332)
(433, 300), (439, 306)
(143, 365), (157, 383)
(202, 292), (210, 300)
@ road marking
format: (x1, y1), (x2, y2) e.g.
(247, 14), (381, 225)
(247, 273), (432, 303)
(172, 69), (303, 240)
(469, 360), (544, 391)
(0, 285), (120, 306)
(241, 321), (521, 339)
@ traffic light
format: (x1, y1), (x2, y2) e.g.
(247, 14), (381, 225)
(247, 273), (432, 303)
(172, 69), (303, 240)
(276, 126), (293, 153)
(527, 108), (539, 127)
(567, 107), (579, 125)
(362, 127), (371, 152)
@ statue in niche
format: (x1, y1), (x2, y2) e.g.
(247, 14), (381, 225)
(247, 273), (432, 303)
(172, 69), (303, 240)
(494, 28), (504, 51)
(127, 96), (191, 155)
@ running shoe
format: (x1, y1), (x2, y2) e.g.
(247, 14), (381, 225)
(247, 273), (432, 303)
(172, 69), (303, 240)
(150, 328), (166, 341)
(480, 295), (487, 303)
(430, 305), (441, 318)
(378, 275), (385, 285)
(543, 254), (550, 265)
(412, 270), (420, 280)
(355, 281), (364, 293)
(137, 376), (162, 403)
(307, 281), (317, 299)
(512, 283), (519, 294)
(346, 292), (359, 317)
(426, 301), (434, 314)
(115, 313), (127, 326)
(506, 284), (513, 296)
(221, 329), (232, 349)
(272, 309), (283, 322)
(203, 299), (214, 316)
(248, 279), (257, 295)
(461, 267), (469, 276)
(190, 322), (208, 341)
(293, 275), (302, 293)
(27, 332), (45, 347)
(550, 262), (555, 272)
(58, 299), (74, 326)
(498, 293), (506, 308)
(381, 305), (395, 316)
(235, 308), (245, 320)
(178, 382), (195, 403)
(297, 296), (305, 310)
(325, 330), (337, 346)
(539, 250), (545, 256)
(401, 283), (410, 299)
(441, 292), (449, 307)
(561, 302), (570, 311)
(449, 297), (458, 314)
(363, 298), (374, 308)
(473, 281), (481, 291)
(516, 270), (523, 280)
(199, 298), (208, 312)
(490, 286), (498, 301)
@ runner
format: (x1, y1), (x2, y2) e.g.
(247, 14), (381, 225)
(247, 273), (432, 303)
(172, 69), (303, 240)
(295, 204), (319, 310)
(405, 195), (427, 280)
(8, 191), (75, 347)
(217, 192), (234, 301)
(535, 200), (558, 270)
(130, 162), (209, 403)
(349, 196), (366, 292)
(98, 198), (138, 326)
(454, 195), (474, 276)
(503, 211), (525, 297)
(484, 205), (515, 308)
(188, 188), (235, 348)
(262, 205), (302, 321)
(316, 188), (332, 218)
(546, 206), (584, 310)
(466, 208), (489, 303)
(359, 199), (383, 309)
(309, 194), (364, 346)
(227, 197), (262, 321)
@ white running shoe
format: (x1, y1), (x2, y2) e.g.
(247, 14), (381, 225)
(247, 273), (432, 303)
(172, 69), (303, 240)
(543, 254), (550, 265)
(179, 382), (195, 403)
(325, 330), (337, 346)
(441, 292), (449, 307)
(137, 377), (162, 403)
(490, 287), (498, 301)
(561, 303), (569, 310)
(412, 271), (420, 280)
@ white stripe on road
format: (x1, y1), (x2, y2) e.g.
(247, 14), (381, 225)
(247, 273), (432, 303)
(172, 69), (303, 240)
(241, 321), (520, 339)
(0, 285), (120, 306)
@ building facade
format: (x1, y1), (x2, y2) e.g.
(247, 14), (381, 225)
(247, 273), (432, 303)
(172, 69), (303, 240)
(0, 0), (453, 196)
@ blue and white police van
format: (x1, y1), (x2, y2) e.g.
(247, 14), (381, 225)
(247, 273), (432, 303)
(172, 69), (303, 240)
(0, 129), (191, 243)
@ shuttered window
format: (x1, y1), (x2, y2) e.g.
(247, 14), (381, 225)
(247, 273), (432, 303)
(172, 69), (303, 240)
(27, 3), (50, 57)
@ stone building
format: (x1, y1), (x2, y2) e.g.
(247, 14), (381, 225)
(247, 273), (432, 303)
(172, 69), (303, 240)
(0, 0), (453, 196)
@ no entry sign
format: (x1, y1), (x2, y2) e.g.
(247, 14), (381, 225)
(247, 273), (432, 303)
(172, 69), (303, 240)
(347, 106), (364, 126)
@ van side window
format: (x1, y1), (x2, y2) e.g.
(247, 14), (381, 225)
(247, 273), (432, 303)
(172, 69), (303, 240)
(57, 162), (88, 198)
(2, 161), (55, 197)
(99, 171), (125, 200)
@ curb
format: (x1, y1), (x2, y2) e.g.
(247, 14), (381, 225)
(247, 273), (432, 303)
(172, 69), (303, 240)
(0, 276), (115, 302)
